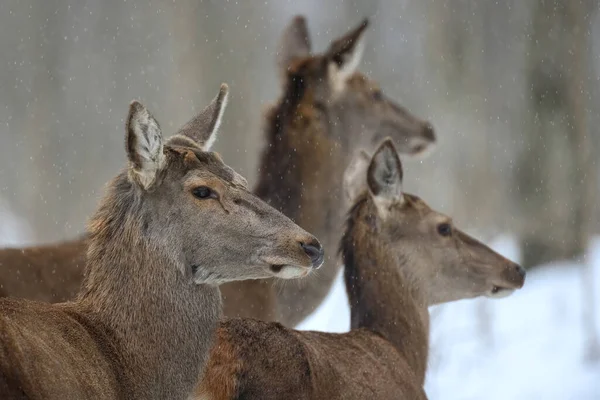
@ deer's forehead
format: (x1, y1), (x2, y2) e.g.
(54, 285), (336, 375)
(402, 198), (450, 228)
(178, 149), (244, 186)
(181, 161), (247, 191)
(346, 73), (373, 89)
(402, 194), (430, 213)
(289, 56), (323, 76)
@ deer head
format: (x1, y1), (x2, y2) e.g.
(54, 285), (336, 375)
(121, 84), (324, 284)
(277, 16), (436, 156)
(343, 139), (525, 303)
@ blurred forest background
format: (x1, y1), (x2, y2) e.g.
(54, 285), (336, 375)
(0, 0), (598, 270)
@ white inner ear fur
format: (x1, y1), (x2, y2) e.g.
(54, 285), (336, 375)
(328, 35), (366, 94)
(130, 108), (166, 189)
(373, 191), (405, 220)
(343, 150), (371, 202)
(369, 144), (405, 219)
(202, 90), (228, 152)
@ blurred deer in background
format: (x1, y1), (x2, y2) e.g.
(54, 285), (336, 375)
(196, 139), (525, 400)
(0, 86), (323, 399)
(220, 16), (436, 326)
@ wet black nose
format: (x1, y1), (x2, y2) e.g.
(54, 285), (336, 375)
(301, 241), (324, 269)
(422, 123), (436, 142)
(515, 264), (526, 279)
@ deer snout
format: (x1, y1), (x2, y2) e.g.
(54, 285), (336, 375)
(486, 259), (526, 299)
(422, 122), (436, 142)
(407, 123), (436, 157)
(499, 261), (526, 289)
(511, 263), (526, 287)
(301, 240), (325, 269)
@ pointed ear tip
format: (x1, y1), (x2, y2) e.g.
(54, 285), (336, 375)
(360, 18), (370, 29)
(129, 100), (144, 112)
(378, 138), (396, 152)
(292, 15), (307, 26)
(218, 83), (230, 101)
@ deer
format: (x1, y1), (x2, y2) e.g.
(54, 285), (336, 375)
(0, 16), (436, 327)
(0, 84), (324, 400)
(220, 16), (436, 325)
(195, 139), (526, 400)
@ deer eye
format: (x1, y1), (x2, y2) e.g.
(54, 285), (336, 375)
(437, 223), (452, 237)
(372, 90), (383, 101)
(192, 186), (216, 200)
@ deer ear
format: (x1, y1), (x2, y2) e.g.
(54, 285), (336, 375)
(367, 138), (404, 215)
(277, 16), (311, 82)
(171, 84), (229, 151)
(327, 19), (368, 92)
(126, 101), (166, 190)
(343, 150), (371, 202)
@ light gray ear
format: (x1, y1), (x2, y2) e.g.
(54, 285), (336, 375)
(367, 138), (404, 214)
(277, 15), (311, 82)
(343, 150), (371, 202)
(126, 101), (166, 190)
(327, 19), (368, 92)
(171, 83), (229, 151)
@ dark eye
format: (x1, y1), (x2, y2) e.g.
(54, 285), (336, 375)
(372, 90), (383, 101)
(192, 186), (214, 199)
(437, 223), (452, 237)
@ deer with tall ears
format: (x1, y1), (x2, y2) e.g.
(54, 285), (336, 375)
(196, 139), (525, 400)
(0, 85), (323, 400)
(0, 16), (434, 327)
(219, 16), (436, 325)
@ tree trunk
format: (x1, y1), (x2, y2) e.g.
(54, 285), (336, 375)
(516, 0), (595, 268)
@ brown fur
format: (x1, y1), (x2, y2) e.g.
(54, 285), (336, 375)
(0, 17), (433, 328)
(0, 89), (322, 399)
(196, 140), (525, 400)
(0, 236), (87, 302)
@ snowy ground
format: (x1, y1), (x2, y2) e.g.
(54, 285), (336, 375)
(298, 236), (600, 400)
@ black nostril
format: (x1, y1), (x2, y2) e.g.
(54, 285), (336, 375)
(422, 123), (436, 142)
(515, 264), (526, 279)
(301, 241), (324, 269)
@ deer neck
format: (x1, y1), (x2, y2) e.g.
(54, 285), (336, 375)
(256, 94), (350, 282)
(341, 198), (430, 383)
(76, 178), (221, 398)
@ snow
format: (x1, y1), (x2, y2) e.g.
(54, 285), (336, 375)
(0, 200), (31, 247)
(297, 236), (600, 400)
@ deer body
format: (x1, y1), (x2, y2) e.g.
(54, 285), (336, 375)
(0, 232), (221, 399)
(221, 94), (347, 323)
(197, 140), (525, 400)
(0, 87), (322, 399)
(0, 237), (87, 303)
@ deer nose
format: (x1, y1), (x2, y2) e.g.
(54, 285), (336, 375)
(301, 241), (324, 269)
(507, 262), (526, 288)
(422, 122), (436, 142)
(515, 264), (526, 279)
